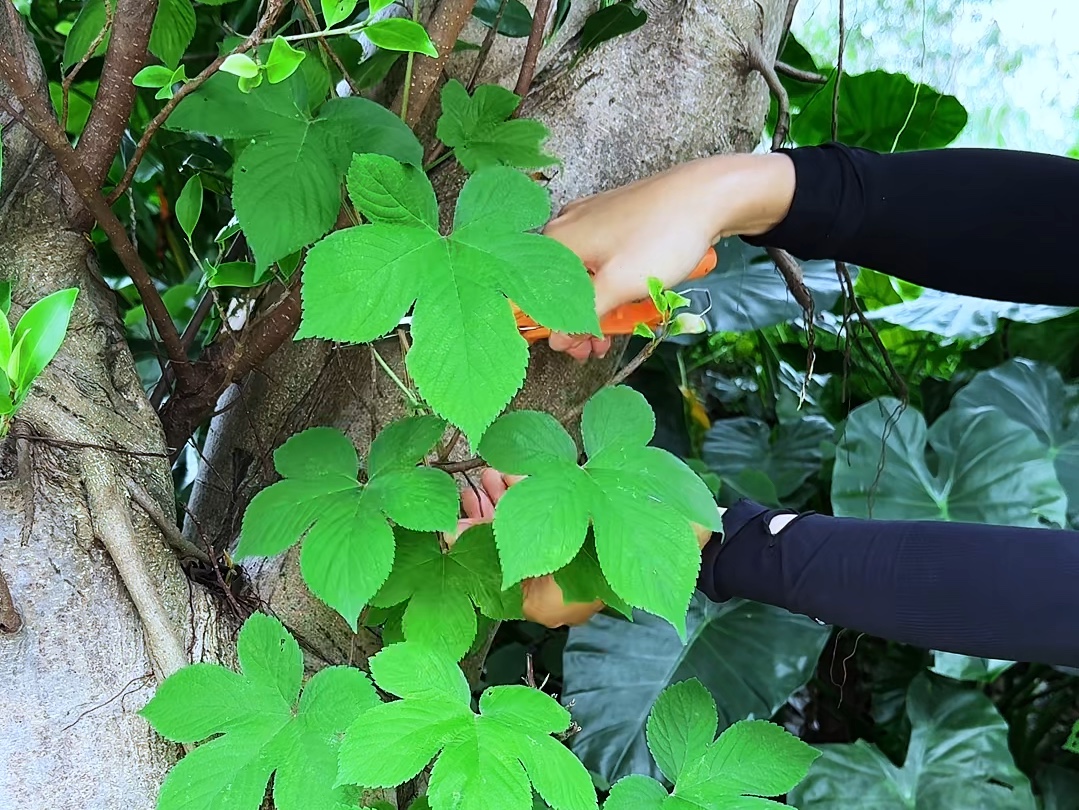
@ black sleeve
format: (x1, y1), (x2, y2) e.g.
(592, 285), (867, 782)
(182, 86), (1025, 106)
(699, 501), (1079, 667)
(743, 144), (1079, 307)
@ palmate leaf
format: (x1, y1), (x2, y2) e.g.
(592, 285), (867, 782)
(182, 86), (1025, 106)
(338, 643), (598, 810)
(562, 593), (829, 784)
(478, 386), (721, 633)
(369, 525), (523, 659)
(298, 154), (599, 442)
(167, 74), (421, 273)
(141, 614), (379, 810)
(236, 420), (457, 629)
(602, 679), (819, 809)
(789, 674), (1036, 809)
(437, 80), (557, 172)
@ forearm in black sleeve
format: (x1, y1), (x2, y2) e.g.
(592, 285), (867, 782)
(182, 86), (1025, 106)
(699, 500), (1079, 667)
(743, 144), (1079, 306)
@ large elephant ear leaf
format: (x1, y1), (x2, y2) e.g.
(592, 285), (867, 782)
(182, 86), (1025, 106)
(951, 359), (1079, 519)
(789, 674), (1037, 809)
(831, 396), (1066, 526)
(562, 593), (829, 784)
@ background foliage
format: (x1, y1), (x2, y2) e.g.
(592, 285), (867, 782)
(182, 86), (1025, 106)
(5, 0), (1078, 807)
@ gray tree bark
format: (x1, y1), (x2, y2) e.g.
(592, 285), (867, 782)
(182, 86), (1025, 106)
(1, 0), (788, 807)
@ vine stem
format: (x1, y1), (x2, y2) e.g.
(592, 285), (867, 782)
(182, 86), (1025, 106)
(561, 337), (659, 424)
(106, 0), (288, 204)
(514, 0), (554, 97)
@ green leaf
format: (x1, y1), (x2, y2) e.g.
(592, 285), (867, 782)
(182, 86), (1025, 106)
(220, 52), (261, 79)
(0, 306), (12, 369)
(236, 423), (457, 628)
(133, 65), (176, 89)
(207, 261), (260, 288)
(952, 359), (1079, 517)
(141, 614), (380, 810)
(0, 368), (12, 416)
(677, 720), (819, 805)
(551, 536), (631, 617)
(563, 593), (830, 784)
(702, 415), (833, 501)
(578, 1), (647, 56)
(478, 410), (579, 474)
(168, 76), (422, 272)
(341, 643), (597, 810)
(63, 0), (112, 70)
(831, 397), (1067, 525)
(472, 0), (534, 37)
(354, 49), (402, 88)
(603, 775), (667, 809)
(789, 674), (1036, 809)
(645, 679), (716, 784)
(437, 80), (557, 173)
(866, 288), (1073, 341)
(175, 174), (203, 240)
(929, 652), (1013, 683)
(607, 681), (818, 808)
(0, 282), (9, 316)
(677, 237), (850, 333)
(322, 0), (359, 27)
(581, 385), (655, 457)
(11, 288), (78, 394)
(791, 70), (968, 152)
(364, 19), (439, 57)
(370, 526), (522, 659)
(149, 0), (196, 67)
(478, 387), (717, 630)
(266, 37), (307, 84)
(299, 159), (598, 442)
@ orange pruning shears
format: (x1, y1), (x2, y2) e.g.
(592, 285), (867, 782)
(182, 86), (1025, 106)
(513, 247), (718, 342)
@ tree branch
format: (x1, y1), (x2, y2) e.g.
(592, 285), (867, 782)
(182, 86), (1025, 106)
(0, 49), (196, 390)
(395, 0), (478, 126)
(775, 60), (826, 84)
(296, 0), (362, 97)
(107, 0), (289, 203)
(514, 0), (553, 97)
(744, 39), (791, 151)
(77, 0), (159, 190)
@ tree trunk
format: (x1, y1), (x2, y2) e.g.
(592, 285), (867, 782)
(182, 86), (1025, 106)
(0, 17), (231, 809)
(1, 0), (788, 806)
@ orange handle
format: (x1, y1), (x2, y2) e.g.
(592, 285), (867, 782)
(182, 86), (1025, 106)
(516, 247), (717, 342)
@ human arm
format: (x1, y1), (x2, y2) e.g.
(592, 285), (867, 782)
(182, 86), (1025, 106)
(702, 500), (1079, 667)
(543, 144), (1079, 357)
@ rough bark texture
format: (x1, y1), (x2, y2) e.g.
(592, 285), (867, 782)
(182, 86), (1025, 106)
(2, 0), (787, 806)
(0, 17), (229, 810)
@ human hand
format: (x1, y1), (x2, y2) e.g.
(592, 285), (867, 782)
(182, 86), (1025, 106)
(449, 468), (604, 628)
(449, 468), (720, 628)
(542, 152), (796, 359)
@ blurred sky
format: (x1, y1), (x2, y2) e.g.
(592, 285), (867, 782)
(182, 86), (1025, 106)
(791, 0), (1078, 154)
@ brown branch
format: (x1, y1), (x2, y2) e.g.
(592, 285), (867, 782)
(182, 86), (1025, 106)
(0, 55), (195, 390)
(775, 60), (826, 84)
(62, 0), (116, 132)
(127, 479), (212, 564)
(745, 40), (791, 151)
(107, 0), (288, 204)
(435, 456), (486, 474)
(562, 338), (658, 423)
(77, 0), (158, 190)
(513, 0), (554, 97)
(778, 0), (799, 55)
(296, 0), (362, 97)
(766, 246), (813, 313)
(395, 0), (479, 126)
(159, 281), (302, 456)
(467, 0), (510, 91)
